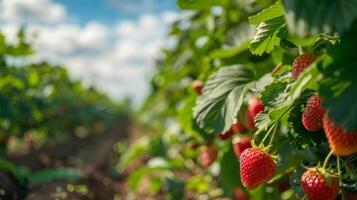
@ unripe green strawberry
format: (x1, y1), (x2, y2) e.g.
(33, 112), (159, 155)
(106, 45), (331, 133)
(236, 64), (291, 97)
(232, 136), (252, 158)
(192, 80), (203, 94)
(199, 145), (218, 167)
(291, 53), (316, 80)
(240, 148), (276, 189)
(323, 114), (357, 156)
(301, 169), (339, 200)
(302, 95), (325, 131)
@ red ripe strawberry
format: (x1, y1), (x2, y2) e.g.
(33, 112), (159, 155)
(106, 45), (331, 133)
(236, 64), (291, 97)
(244, 111), (255, 130)
(199, 145), (218, 167)
(301, 170), (339, 200)
(302, 95), (325, 131)
(219, 129), (234, 140)
(233, 137), (252, 158)
(219, 119), (245, 140)
(291, 53), (316, 80)
(323, 114), (357, 156)
(192, 80), (203, 94)
(232, 118), (244, 133)
(234, 188), (249, 200)
(240, 148), (276, 189)
(244, 97), (265, 130)
(248, 97), (265, 118)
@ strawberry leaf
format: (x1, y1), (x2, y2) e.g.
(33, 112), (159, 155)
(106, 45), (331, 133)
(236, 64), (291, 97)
(250, 16), (287, 55)
(283, 0), (357, 37)
(249, 0), (285, 25)
(319, 25), (357, 131)
(254, 81), (290, 129)
(193, 65), (255, 133)
(219, 146), (242, 194)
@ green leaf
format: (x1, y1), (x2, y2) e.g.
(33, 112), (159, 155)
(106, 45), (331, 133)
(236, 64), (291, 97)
(254, 81), (290, 129)
(319, 26), (357, 131)
(219, 146), (242, 195)
(117, 137), (151, 171)
(249, 1), (285, 25)
(260, 82), (289, 109)
(28, 168), (82, 186)
(250, 16), (286, 55)
(128, 166), (168, 191)
(210, 23), (256, 59)
(193, 65), (255, 133)
(164, 178), (185, 200)
(178, 96), (201, 137)
(209, 42), (249, 59)
(289, 166), (305, 197)
(176, 0), (228, 10)
(287, 90), (326, 150)
(283, 0), (357, 37)
(186, 176), (209, 193)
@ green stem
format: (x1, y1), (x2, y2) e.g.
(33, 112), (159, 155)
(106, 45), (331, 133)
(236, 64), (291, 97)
(260, 106), (293, 146)
(268, 123), (278, 145)
(338, 156), (347, 200)
(261, 123), (277, 145)
(298, 46), (303, 55)
(322, 151), (334, 170)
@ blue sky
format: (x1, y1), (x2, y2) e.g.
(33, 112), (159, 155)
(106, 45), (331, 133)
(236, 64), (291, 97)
(56, 0), (178, 24)
(0, 0), (181, 105)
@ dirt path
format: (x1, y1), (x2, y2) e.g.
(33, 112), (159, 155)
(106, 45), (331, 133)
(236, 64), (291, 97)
(2, 117), (131, 200)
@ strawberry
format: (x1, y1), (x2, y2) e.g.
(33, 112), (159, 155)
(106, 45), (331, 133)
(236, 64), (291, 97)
(219, 119), (245, 140)
(232, 118), (244, 133)
(199, 145), (218, 167)
(301, 169), (339, 200)
(234, 188), (249, 200)
(244, 97), (265, 130)
(248, 97), (265, 119)
(323, 114), (357, 156)
(192, 80), (203, 94)
(291, 53), (316, 80)
(240, 148), (276, 189)
(302, 95), (325, 131)
(219, 129), (234, 140)
(233, 137), (252, 158)
(244, 111), (255, 130)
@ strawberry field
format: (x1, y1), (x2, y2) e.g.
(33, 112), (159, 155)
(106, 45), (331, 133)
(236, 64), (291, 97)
(1, 0), (357, 199)
(119, 0), (357, 199)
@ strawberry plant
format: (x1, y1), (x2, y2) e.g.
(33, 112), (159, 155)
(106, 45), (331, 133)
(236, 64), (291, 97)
(117, 0), (357, 199)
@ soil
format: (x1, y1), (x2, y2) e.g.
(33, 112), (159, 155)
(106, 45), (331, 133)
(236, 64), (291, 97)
(0, 117), (158, 200)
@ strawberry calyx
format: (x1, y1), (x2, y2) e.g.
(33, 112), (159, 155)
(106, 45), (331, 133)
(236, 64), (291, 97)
(250, 142), (278, 161)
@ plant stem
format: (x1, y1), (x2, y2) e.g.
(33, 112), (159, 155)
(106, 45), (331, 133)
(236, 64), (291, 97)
(268, 123), (278, 145)
(261, 123), (277, 145)
(298, 46), (303, 55)
(322, 151), (333, 170)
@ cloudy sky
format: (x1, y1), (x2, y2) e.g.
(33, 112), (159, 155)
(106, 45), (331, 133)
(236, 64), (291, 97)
(0, 0), (181, 105)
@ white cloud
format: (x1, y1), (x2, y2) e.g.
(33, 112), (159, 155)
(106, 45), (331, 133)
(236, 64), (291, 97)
(0, 0), (66, 23)
(0, 0), (182, 105)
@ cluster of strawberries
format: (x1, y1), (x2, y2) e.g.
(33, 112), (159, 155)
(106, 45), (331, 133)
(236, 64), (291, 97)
(192, 53), (357, 200)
